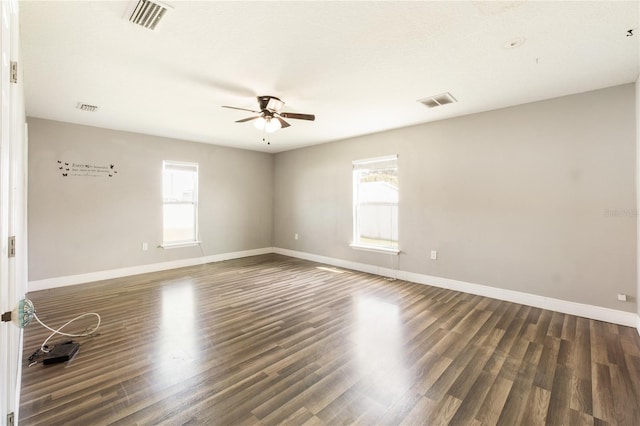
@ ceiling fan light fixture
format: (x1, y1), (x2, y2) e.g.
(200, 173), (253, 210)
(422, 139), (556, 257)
(254, 116), (266, 130)
(265, 117), (282, 133)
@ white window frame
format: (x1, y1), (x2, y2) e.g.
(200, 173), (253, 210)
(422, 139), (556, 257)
(351, 154), (399, 254)
(162, 160), (199, 248)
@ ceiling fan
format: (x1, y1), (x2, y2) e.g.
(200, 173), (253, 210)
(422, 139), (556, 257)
(222, 96), (315, 133)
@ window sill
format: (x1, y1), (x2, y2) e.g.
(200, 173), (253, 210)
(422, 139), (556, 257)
(161, 241), (201, 249)
(350, 244), (399, 255)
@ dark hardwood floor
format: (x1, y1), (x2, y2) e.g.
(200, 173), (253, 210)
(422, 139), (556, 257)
(19, 254), (640, 425)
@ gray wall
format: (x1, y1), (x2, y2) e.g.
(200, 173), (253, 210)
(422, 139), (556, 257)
(28, 118), (273, 281)
(637, 76), (640, 319)
(28, 84), (637, 314)
(274, 84), (637, 312)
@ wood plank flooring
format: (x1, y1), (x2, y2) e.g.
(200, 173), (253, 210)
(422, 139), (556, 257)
(19, 254), (640, 425)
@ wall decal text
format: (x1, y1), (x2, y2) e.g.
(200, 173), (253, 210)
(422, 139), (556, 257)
(58, 160), (118, 178)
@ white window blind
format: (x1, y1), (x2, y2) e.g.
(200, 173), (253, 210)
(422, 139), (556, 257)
(162, 161), (198, 246)
(352, 155), (399, 253)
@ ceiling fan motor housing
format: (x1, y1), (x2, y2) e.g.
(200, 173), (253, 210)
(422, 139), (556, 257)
(258, 96), (284, 112)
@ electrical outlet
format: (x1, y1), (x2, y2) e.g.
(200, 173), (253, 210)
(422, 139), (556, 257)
(617, 293), (627, 302)
(430, 250), (437, 260)
(142, 242), (148, 251)
(294, 233), (299, 240)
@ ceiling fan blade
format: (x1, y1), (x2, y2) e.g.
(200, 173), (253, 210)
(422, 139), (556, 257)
(235, 116), (259, 123)
(222, 105), (260, 114)
(280, 112), (315, 121)
(275, 116), (291, 128)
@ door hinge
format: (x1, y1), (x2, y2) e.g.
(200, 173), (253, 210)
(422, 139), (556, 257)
(7, 412), (15, 426)
(8, 236), (15, 258)
(10, 61), (18, 84)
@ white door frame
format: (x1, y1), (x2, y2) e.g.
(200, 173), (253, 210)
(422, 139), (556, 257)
(1, 0), (27, 423)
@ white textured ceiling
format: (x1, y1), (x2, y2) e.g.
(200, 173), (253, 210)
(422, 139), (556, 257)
(20, 1), (639, 153)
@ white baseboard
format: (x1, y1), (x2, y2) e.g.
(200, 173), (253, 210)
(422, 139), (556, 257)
(27, 246), (639, 333)
(274, 248), (639, 329)
(28, 247), (274, 292)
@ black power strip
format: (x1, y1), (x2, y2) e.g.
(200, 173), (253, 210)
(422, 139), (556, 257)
(42, 341), (80, 365)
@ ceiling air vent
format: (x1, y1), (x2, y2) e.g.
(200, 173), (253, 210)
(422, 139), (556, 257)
(418, 92), (457, 109)
(128, 0), (170, 30)
(77, 103), (98, 112)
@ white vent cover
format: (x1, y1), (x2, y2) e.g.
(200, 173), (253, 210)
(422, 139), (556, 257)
(77, 103), (98, 112)
(128, 0), (171, 30)
(418, 92), (457, 108)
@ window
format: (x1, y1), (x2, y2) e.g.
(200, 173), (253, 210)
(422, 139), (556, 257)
(162, 161), (198, 247)
(352, 155), (399, 253)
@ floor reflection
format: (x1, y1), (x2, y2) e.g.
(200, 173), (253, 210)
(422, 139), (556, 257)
(353, 296), (409, 400)
(156, 282), (198, 388)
